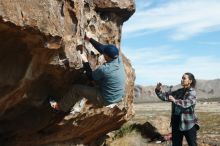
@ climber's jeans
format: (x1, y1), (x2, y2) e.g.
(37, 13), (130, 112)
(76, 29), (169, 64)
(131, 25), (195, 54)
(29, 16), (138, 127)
(59, 84), (104, 112)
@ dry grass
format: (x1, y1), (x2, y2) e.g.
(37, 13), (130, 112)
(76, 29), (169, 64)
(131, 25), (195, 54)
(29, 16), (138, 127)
(198, 112), (220, 134)
(108, 102), (220, 146)
(109, 132), (147, 146)
(133, 102), (220, 146)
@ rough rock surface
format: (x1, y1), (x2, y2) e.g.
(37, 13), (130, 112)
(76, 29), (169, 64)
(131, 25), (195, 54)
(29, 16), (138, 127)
(0, 0), (135, 145)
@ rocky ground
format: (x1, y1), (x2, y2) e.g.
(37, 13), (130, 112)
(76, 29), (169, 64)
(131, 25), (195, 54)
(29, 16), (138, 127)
(55, 101), (219, 146)
(131, 101), (220, 146)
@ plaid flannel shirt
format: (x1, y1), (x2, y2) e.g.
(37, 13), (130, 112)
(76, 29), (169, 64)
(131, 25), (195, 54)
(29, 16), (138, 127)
(155, 87), (199, 131)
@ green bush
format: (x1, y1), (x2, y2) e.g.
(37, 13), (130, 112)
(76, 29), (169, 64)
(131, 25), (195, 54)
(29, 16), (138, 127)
(113, 124), (137, 140)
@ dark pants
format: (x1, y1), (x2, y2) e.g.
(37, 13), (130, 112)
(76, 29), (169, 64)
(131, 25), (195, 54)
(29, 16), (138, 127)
(172, 116), (197, 146)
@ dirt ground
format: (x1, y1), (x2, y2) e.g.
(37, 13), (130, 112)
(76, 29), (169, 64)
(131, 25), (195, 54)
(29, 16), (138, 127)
(132, 101), (220, 146)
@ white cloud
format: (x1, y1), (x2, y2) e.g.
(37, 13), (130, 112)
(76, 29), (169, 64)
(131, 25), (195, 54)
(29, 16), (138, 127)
(124, 46), (182, 65)
(135, 58), (220, 85)
(121, 0), (220, 85)
(123, 46), (220, 85)
(123, 0), (220, 40)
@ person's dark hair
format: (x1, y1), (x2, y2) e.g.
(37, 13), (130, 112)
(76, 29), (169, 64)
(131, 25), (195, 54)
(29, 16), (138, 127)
(184, 72), (196, 88)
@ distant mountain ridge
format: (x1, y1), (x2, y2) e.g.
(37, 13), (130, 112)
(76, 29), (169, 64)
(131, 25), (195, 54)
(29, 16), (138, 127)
(134, 79), (220, 103)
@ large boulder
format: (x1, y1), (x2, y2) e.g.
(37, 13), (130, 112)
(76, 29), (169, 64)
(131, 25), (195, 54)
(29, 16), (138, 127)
(0, 0), (135, 145)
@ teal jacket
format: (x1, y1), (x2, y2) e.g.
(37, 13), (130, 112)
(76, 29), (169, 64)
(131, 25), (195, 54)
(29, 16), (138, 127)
(92, 56), (125, 104)
(83, 38), (125, 105)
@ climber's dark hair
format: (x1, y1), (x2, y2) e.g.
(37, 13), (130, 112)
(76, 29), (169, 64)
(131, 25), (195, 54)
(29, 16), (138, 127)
(184, 72), (196, 88)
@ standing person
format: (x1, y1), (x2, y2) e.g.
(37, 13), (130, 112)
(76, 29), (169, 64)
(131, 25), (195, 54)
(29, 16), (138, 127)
(50, 34), (126, 112)
(155, 73), (199, 146)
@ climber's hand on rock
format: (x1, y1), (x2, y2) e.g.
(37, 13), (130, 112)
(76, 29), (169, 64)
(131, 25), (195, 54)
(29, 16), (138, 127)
(81, 53), (88, 62)
(84, 33), (90, 41)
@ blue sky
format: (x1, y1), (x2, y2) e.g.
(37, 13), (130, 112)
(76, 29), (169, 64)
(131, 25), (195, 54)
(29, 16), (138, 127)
(121, 0), (220, 86)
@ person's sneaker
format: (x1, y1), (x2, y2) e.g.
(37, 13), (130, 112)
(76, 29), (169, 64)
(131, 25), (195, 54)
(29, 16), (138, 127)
(106, 103), (117, 108)
(70, 98), (86, 114)
(49, 97), (60, 110)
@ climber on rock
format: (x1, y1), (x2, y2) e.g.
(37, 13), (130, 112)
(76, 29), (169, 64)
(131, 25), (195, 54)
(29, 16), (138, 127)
(50, 34), (126, 112)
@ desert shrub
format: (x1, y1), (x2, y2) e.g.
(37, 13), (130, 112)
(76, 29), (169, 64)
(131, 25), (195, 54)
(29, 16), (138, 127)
(113, 124), (137, 140)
